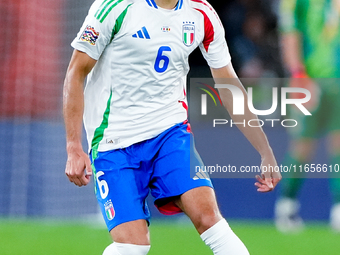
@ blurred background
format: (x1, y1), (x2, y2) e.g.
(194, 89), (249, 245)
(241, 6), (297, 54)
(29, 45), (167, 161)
(0, 0), (339, 254)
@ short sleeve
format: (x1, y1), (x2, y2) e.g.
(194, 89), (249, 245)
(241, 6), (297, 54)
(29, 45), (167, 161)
(196, 3), (231, 69)
(71, 0), (117, 60)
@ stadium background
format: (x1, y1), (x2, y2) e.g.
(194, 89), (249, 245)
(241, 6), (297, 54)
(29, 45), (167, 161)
(0, 0), (337, 254)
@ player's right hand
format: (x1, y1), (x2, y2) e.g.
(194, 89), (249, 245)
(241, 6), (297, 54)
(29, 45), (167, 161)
(65, 145), (92, 187)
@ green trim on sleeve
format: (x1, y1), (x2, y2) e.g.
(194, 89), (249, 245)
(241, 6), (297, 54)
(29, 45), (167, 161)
(95, 0), (111, 18)
(95, 0), (126, 23)
(111, 4), (133, 42)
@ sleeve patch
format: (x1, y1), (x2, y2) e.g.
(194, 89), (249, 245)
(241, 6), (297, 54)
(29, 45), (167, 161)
(80, 25), (100, 46)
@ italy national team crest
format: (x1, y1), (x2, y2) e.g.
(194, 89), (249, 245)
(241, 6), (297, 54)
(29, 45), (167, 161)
(104, 200), (115, 221)
(183, 22), (195, 47)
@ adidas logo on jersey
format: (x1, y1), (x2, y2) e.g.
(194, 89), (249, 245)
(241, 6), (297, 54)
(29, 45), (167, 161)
(193, 168), (210, 180)
(132, 26), (150, 39)
(106, 138), (120, 144)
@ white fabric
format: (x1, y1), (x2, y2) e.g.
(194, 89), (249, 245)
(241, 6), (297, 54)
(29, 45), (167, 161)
(201, 218), (250, 255)
(71, 0), (231, 151)
(274, 197), (304, 233)
(330, 203), (340, 232)
(103, 242), (150, 255)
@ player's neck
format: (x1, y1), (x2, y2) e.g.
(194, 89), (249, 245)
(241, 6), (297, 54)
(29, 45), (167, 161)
(154, 0), (179, 9)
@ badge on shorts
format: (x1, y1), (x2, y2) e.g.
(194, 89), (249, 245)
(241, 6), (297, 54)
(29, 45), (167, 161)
(104, 200), (115, 221)
(183, 22), (195, 47)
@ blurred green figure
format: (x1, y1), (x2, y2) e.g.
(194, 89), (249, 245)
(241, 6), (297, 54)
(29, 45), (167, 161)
(275, 0), (340, 232)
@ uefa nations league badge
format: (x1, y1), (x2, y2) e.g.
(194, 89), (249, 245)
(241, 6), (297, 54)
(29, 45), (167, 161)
(183, 22), (195, 47)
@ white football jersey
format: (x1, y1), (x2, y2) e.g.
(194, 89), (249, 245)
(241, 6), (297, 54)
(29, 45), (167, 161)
(71, 0), (231, 152)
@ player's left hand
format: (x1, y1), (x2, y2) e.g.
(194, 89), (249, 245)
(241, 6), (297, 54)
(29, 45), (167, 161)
(255, 152), (282, 192)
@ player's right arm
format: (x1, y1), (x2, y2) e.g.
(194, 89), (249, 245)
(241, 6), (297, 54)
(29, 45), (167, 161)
(280, 0), (305, 74)
(63, 50), (97, 187)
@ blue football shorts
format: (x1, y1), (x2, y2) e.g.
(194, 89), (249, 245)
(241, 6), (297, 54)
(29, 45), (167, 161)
(91, 121), (213, 232)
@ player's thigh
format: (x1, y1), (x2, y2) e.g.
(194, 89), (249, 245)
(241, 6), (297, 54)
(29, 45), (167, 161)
(286, 101), (319, 160)
(328, 131), (340, 155)
(150, 123), (213, 216)
(288, 91), (325, 144)
(323, 80), (340, 146)
(93, 150), (151, 244)
(289, 138), (317, 162)
(175, 186), (222, 234)
(326, 87), (340, 154)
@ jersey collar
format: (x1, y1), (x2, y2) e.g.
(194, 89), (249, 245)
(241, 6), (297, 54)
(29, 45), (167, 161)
(145, 0), (184, 10)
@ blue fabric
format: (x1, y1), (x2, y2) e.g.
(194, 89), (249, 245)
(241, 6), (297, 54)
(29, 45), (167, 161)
(92, 122), (212, 231)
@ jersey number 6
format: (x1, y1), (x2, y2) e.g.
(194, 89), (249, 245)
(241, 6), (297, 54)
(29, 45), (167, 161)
(96, 171), (109, 199)
(154, 46), (172, 73)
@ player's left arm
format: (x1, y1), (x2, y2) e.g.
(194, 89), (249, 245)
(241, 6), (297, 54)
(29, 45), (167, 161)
(196, 1), (281, 191)
(211, 64), (282, 192)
